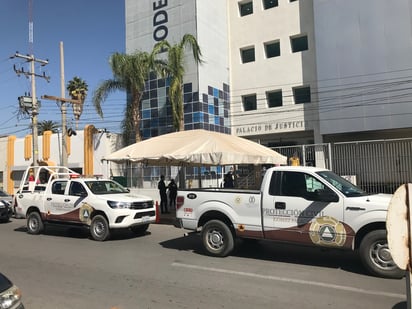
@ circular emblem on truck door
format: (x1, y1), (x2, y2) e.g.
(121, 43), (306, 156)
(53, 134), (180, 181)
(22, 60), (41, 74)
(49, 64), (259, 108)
(309, 216), (346, 247)
(79, 203), (94, 224)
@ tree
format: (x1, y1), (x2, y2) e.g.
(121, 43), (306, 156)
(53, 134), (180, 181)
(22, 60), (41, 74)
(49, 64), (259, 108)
(153, 34), (203, 131)
(66, 76), (88, 129)
(38, 120), (59, 135)
(92, 51), (164, 145)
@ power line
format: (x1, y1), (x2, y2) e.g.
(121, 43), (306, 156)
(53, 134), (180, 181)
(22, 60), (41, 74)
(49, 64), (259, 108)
(10, 52), (50, 164)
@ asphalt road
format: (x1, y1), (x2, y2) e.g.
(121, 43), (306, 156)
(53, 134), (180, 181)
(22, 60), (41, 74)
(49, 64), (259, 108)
(0, 218), (407, 309)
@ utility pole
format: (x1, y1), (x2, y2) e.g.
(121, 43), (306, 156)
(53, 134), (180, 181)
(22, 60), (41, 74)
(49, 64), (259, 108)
(11, 52), (49, 165)
(41, 95), (80, 165)
(41, 42), (80, 167)
(60, 42), (68, 167)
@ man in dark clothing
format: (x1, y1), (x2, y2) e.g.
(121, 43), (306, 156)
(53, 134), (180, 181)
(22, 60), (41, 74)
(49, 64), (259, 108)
(158, 175), (168, 213)
(223, 170), (234, 188)
(167, 179), (178, 209)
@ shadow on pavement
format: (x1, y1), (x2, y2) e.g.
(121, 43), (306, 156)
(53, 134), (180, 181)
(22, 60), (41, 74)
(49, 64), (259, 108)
(160, 232), (371, 277)
(13, 220), (151, 241)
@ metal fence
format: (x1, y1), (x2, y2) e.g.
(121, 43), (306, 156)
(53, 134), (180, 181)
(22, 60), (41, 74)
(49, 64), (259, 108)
(273, 138), (412, 194)
(113, 138), (412, 194)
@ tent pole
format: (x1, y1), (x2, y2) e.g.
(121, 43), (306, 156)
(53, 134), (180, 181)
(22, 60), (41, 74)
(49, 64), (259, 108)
(198, 166), (202, 188)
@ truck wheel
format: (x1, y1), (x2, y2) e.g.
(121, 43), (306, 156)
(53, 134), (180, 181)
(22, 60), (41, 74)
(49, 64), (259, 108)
(27, 211), (44, 235)
(130, 224), (149, 235)
(359, 230), (404, 279)
(201, 220), (234, 257)
(90, 215), (110, 241)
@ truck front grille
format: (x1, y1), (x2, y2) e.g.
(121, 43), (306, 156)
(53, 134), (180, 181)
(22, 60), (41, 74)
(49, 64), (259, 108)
(130, 201), (154, 210)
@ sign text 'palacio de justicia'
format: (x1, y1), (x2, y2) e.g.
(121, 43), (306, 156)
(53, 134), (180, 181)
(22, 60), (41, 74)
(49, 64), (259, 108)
(235, 120), (310, 136)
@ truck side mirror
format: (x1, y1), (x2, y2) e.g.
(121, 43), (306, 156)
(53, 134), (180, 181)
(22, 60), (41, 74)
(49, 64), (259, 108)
(315, 189), (339, 203)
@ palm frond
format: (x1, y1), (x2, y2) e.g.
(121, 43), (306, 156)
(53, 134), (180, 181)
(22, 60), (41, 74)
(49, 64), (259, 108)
(92, 79), (124, 118)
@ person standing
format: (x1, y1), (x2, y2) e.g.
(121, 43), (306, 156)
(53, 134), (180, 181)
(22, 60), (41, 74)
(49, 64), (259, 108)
(158, 175), (168, 214)
(167, 179), (178, 210)
(289, 152), (300, 166)
(223, 168), (234, 188)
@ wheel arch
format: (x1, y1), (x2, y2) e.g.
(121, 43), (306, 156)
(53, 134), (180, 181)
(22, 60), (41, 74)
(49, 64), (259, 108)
(90, 210), (108, 222)
(26, 206), (41, 216)
(198, 210), (234, 232)
(354, 221), (386, 249)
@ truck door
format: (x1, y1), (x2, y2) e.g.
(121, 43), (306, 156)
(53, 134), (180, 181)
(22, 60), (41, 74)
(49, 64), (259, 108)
(262, 171), (350, 249)
(65, 181), (90, 223)
(43, 180), (72, 220)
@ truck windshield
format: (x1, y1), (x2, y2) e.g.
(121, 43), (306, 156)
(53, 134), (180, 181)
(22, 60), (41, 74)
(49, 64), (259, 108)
(316, 171), (369, 197)
(86, 181), (129, 195)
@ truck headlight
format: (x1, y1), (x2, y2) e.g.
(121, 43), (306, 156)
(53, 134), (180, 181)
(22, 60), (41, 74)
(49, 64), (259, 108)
(0, 285), (22, 309)
(107, 201), (132, 209)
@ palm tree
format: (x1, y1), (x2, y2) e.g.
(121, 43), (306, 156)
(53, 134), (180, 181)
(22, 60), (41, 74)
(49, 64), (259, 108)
(38, 120), (59, 135)
(92, 51), (164, 144)
(153, 34), (203, 131)
(67, 76), (88, 129)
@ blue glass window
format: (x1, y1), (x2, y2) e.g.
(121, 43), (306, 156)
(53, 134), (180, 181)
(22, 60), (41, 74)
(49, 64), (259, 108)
(142, 109), (151, 119)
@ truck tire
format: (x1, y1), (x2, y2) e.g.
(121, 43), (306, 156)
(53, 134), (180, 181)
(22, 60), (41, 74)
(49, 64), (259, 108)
(359, 230), (404, 279)
(90, 215), (110, 241)
(130, 224), (149, 235)
(27, 211), (44, 235)
(201, 220), (234, 257)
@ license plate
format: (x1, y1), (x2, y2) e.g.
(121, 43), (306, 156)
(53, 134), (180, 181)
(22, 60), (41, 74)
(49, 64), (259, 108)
(142, 216), (150, 222)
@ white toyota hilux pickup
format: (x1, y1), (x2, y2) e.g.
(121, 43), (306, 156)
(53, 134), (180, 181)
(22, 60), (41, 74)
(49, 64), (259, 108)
(175, 165), (403, 278)
(15, 166), (156, 241)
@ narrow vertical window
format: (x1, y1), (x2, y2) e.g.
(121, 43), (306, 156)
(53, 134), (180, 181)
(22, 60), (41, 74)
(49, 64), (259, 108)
(241, 47), (255, 63)
(239, 2), (253, 16)
(242, 94), (257, 111)
(291, 35), (308, 53)
(263, 0), (278, 9)
(267, 90), (283, 107)
(264, 41), (280, 58)
(293, 86), (311, 104)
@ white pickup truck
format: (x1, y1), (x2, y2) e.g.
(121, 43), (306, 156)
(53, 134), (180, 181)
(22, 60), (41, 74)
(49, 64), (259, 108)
(176, 165), (403, 278)
(15, 166), (156, 241)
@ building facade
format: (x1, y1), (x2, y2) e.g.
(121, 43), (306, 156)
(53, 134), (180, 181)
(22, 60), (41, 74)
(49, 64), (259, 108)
(126, 1), (231, 138)
(126, 0), (412, 146)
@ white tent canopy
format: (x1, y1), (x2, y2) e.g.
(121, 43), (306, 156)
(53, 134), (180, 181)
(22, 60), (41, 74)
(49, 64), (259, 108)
(103, 129), (287, 166)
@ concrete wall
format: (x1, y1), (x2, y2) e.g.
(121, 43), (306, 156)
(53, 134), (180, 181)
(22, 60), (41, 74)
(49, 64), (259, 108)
(314, 0), (412, 135)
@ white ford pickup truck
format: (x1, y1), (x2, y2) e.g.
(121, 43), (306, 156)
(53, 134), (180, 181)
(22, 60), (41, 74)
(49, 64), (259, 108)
(176, 165), (403, 278)
(15, 166), (156, 241)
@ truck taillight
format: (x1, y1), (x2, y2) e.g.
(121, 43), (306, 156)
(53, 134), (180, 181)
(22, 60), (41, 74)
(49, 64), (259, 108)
(176, 196), (184, 210)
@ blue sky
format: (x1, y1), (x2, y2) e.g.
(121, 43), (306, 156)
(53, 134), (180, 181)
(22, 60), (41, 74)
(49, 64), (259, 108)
(0, 0), (126, 137)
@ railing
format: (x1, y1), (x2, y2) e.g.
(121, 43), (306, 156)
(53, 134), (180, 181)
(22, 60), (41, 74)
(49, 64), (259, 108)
(273, 138), (412, 194)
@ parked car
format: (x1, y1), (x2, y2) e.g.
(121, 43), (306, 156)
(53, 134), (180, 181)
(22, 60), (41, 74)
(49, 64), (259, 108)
(0, 190), (13, 205)
(0, 200), (12, 222)
(0, 273), (24, 308)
